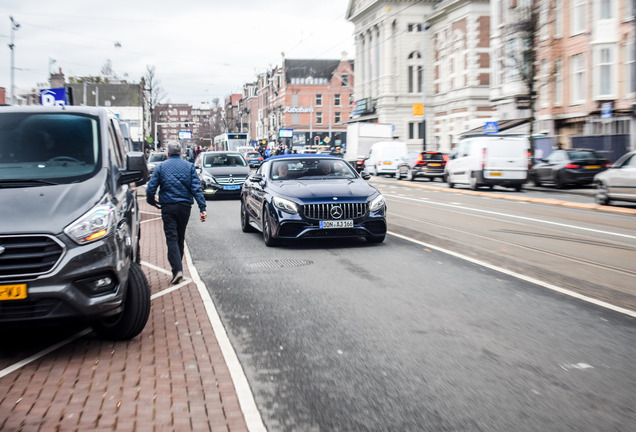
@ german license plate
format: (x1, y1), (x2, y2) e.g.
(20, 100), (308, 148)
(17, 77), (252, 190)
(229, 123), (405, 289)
(320, 220), (354, 229)
(585, 165), (601, 169)
(489, 172), (502, 176)
(222, 185), (241, 190)
(0, 284), (27, 301)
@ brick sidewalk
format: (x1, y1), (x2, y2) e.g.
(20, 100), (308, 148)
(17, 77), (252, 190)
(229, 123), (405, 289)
(0, 200), (250, 432)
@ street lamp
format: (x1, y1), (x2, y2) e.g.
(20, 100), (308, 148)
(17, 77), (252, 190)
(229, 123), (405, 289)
(9, 16), (21, 105)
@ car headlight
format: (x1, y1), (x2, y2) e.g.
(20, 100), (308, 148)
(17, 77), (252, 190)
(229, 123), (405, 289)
(272, 196), (299, 214)
(202, 173), (216, 184)
(369, 194), (386, 212)
(65, 201), (116, 244)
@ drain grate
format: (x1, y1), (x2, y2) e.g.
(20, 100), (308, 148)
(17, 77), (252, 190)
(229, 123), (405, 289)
(249, 259), (313, 269)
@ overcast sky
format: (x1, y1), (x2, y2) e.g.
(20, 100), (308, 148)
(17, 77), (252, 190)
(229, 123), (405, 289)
(0, 1), (355, 106)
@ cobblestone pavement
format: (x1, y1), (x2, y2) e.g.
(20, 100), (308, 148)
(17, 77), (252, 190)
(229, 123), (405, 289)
(0, 200), (252, 432)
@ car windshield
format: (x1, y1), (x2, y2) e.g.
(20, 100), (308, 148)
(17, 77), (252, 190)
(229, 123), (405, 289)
(0, 112), (100, 183)
(270, 158), (357, 180)
(203, 153), (246, 167)
(148, 153), (167, 162)
(569, 150), (602, 160)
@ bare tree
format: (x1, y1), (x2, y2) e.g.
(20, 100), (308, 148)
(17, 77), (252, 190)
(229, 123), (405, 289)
(502, 0), (539, 153)
(143, 65), (167, 148)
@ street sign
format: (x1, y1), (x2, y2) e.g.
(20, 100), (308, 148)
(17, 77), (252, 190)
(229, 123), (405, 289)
(601, 102), (612, 121)
(412, 103), (424, 117)
(484, 121), (499, 134)
(40, 88), (68, 106)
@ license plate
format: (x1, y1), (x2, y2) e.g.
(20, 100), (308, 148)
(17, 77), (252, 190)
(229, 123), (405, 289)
(585, 165), (601, 169)
(222, 185), (241, 190)
(489, 172), (502, 176)
(320, 220), (354, 229)
(0, 284), (27, 301)
(429, 163), (441, 166)
(383, 161), (392, 165)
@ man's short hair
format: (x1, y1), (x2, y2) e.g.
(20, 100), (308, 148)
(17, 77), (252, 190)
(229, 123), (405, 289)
(167, 142), (181, 156)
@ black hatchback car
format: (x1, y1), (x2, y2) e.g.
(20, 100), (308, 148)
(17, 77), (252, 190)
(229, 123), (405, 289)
(530, 148), (610, 188)
(240, 155), (387, 246)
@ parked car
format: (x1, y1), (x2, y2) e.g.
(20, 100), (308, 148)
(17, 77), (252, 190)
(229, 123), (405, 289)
(0, 106), (150, 340)
(445, 135), (529, 191)
(194, 151), (251, 198)
(147, 151), (167, 175)
(396, 151), (448, 181)
(530, 148), (610, 188)
(364, 140), (409, 176)
(243, 150), (264, 168)
(593, 151), (636, 205)
(240, 154), (387, 246)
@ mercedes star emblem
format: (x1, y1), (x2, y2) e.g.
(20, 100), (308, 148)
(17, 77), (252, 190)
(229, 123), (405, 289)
(330, 206), (343, 219)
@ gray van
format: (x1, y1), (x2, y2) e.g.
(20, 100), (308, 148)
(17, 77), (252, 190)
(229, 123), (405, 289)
(0, 106), (151, 340)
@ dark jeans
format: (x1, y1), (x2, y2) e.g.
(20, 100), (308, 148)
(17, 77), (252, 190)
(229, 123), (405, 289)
(161, 203), (192, 276)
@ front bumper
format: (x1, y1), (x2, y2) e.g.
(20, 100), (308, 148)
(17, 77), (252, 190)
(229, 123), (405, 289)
(202, 181), (243, 196)
(0, 233), (129, 323)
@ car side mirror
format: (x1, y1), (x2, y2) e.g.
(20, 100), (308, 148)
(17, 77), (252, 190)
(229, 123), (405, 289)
(360, 171), (371, 180)
(249, 173), (264, 182)
(120, 151), (149, 186)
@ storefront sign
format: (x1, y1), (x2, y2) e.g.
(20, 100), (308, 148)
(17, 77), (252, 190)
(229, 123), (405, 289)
(285, 106), (314, 113)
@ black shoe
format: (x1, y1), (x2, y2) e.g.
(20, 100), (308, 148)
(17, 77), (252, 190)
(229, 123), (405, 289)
(171, 271), (183, 284)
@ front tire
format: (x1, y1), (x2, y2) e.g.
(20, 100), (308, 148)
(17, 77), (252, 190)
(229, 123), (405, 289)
(555, 172), (566, 189)
(446, 173), (454, 188)
(406, 169), (414, 181)
(92, 262), (150, 340)
(262, 205), (279, 247)
(241, 200), (255, 232)
(595, 183), (610, 205)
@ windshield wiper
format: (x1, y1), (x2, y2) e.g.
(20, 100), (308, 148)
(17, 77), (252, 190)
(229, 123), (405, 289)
(0, 179), (61, 187)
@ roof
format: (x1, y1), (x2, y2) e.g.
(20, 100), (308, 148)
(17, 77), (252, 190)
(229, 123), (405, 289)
(284, 59), (342, 83)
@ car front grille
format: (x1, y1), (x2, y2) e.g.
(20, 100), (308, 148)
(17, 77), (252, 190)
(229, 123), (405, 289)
(302, 203), (367, 220)
(215, 176), (247, 185)
(0, 235), (65, 279)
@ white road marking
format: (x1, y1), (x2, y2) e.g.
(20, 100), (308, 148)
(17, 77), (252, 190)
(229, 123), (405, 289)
(385, 193), (636, 241)
(388, 231), (636, 318)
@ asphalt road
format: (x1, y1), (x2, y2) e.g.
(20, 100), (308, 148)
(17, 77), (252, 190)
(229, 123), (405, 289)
(187, 192), (636, 432)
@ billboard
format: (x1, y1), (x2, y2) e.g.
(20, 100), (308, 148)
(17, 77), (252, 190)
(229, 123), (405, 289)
(279, 129), (293, 138)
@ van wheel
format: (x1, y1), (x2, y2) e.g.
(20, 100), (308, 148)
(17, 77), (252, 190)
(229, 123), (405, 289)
(469, 173), (479, 191)
(92, 262), (150, 340)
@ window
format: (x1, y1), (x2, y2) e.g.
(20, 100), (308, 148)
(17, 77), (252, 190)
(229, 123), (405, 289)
(539, 59), (549, 108)
(408, 122), (422, 140)
(626, 43), (635, 94)
(408, 24), (422, 32)
(570, 54), (585, 103)
(335, 94), (341, 106)
(554, 59), (563, 105)
(407, 51), (422, 93)
(571, 0), (585, 35)
(342, 74), (349, 86)
(598, 47), (613, 97)
(335, 112), (341, 123)
(316, 94), (322, 106)
(554, 0), (563, 37)
(316, 112), (323, 124)
(599, 0), (612, 19)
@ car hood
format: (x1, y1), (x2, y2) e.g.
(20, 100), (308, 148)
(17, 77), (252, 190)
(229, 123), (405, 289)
(202, 167), (250, 176)
(270, 179), (378, 201)
(0, 170), (108, 235)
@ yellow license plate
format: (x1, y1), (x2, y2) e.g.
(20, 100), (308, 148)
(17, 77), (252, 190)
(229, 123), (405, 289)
(383, 161), (392, 165)
(585, 165), (601, 169)
(489, 172), (502, 176)
(429, 163), (441, 166)
(0, 284), (27, 300)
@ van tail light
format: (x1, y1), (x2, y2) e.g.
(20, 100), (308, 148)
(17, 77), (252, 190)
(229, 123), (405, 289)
(564, 163), (580, 169)
(527, 151), (532, 169)
(482, 148), (487, 170)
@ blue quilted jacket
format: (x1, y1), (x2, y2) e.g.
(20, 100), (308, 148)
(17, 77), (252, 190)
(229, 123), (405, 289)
(146, 155), (206, 212)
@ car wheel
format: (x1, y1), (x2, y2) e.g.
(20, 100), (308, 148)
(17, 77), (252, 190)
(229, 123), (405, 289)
(395, 168), (401, 180)
(92, 262), (151, 340)
(595, 182), (610, 205)
(366, 235), (385, 244)
(240, 200), (255, 232)
(469, 172), (479, 191)
(406, 169), (414, 181)
(446, 173), (454, 188)
(513, 184), (523, 192)
(532, 174), (542, 187)
(555, 172), (566, 189)
(262, 205), (279, 247)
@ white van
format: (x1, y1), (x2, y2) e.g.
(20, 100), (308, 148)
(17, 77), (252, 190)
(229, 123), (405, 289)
(445, 135), (529, 191)
(364, 141), (409, 176)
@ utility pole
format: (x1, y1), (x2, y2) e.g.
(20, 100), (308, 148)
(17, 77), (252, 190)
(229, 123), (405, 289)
(9, 16), (21, 105)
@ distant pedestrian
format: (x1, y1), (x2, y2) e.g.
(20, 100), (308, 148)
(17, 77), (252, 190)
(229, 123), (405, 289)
(146, 142), (207, 284)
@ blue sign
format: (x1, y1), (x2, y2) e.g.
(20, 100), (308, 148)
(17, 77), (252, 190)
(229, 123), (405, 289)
(484, 121), (499, 134)
(601, 102), (612, 120)
(40, 88), (68, 106)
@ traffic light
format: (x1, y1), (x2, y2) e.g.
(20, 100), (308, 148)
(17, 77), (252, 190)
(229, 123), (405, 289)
(314, 136), (320, 145)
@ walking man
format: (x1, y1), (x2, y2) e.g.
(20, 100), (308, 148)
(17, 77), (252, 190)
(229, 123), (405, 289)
(146, 142), (207, 284)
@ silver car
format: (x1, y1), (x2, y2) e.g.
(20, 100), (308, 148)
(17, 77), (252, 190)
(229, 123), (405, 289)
(147, 152), (167, 175)
(594, 151), (636, 205)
